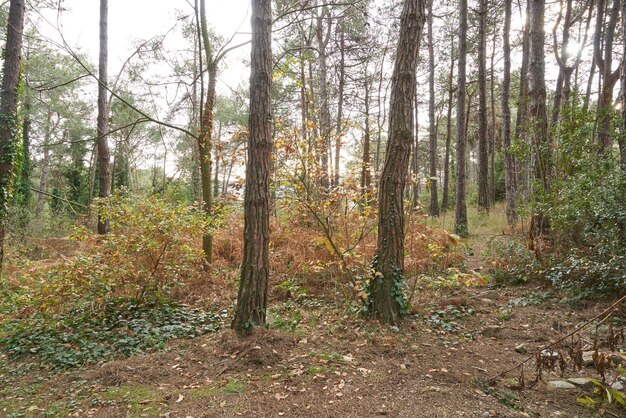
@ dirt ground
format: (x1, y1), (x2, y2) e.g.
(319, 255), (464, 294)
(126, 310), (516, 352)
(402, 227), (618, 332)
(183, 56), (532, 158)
(1, 279), (623, 418)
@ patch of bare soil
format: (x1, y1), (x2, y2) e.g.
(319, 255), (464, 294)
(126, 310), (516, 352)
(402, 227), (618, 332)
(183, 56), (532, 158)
(1, 283), (623, 418)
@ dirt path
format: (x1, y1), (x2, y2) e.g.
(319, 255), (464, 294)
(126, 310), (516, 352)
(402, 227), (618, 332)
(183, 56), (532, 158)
(2, 282), (620, 417)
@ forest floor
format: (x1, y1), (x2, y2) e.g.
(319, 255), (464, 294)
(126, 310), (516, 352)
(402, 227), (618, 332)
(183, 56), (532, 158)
(1, 219), (624, 417)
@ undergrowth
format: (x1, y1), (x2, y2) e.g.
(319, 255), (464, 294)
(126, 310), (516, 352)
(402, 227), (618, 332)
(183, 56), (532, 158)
(0, 193), (222, 369)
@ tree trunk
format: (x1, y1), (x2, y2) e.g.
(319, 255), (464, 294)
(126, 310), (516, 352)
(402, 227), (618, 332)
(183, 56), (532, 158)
(477, 0), (489, 213)
(550, 0), (572, 127)
(0, 0), (25, 269)
(368, 0), (426, 324)
(514, 0), (531, 195)
(19, 75), (32, 210)
(489, 28), (496, 205)
(214, 121), (221, 197)
(96, 0), (111, 235)
(454, 0), (469, 237)
(427, 2), (439, 217)
(528, 0), (550, 193)
(334, 30), (345, 187)
(316, 7), (332, 190)
(361, 65), (372, 199)
(621, 0), (626, 172)
(595, 0), (621, 154)
(441, 35), (454, 212)
(231, 0), (272, 334)
(35, 114), (56, 218)
(502, 0), (517, 226)
(198, 0), (217, 263)
(411, 83), (420, 208)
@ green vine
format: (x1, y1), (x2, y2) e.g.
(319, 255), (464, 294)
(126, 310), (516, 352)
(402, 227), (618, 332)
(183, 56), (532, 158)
(0, 112), (19, 222)
(365, 255), (409, 318)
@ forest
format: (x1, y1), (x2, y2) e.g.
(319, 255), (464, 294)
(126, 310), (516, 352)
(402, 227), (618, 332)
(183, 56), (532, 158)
(0, 0), (625, 416)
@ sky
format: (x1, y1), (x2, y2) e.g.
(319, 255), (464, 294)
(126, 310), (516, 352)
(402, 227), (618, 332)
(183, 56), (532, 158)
(36, 0), (252, 92)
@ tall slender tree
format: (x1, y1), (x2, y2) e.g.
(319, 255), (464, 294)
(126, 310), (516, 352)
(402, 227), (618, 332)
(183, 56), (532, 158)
(441, 33), (455, 212)
(477, 0), (489, 212)
(368, 0), (426, 324)
(594, 0), (621, 154)
(232, 0), (273, 334)
(427, 1), (439, 217)
(502, 0), (517, 226)
(620, 0), (626, 171)
(96, 0), (111, 235)
(528, 0), (550, 192)
(454, 0), (468, 237)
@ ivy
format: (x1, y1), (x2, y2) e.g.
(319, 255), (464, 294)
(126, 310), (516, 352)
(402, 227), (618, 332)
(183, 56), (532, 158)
(366, 255), (409, 318)
(0, 112), (19, 222)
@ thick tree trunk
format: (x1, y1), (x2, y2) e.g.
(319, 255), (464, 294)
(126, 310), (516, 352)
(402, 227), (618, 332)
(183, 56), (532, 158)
(368, 0), (426, 324)
(528, 0), (550, 193)
(96, 0), (111, 235)
(454, 0), (468, 237)
(0, 0), (25, 269)
(427, 2), (439, 217)
(477, 0), (489, 213)
(232, 0), (272, 334)
(502, 0), (517, 226)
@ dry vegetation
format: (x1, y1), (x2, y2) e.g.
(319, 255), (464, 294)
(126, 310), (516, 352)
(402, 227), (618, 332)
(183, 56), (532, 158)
(1, 202), (624, 417)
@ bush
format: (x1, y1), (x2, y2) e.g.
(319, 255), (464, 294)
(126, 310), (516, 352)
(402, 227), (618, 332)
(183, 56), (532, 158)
(529, 96), (626, 298)
(0, 193), (220, 369)
(484, 235), (539, 285)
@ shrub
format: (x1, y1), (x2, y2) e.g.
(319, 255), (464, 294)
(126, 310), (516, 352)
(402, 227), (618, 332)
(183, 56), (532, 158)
(484, 235), (539, 285)
(0, 193), (220, 368)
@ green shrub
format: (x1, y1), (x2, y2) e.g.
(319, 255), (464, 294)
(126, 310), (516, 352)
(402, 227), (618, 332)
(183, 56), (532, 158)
(523, 96), (626, 298)
(484, 236), (539, 285)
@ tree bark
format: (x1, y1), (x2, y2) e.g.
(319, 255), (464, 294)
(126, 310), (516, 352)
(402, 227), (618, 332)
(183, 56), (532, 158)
(316, 6), (332, 190)
(620, 0), (626, 171)
(441, 34), (454, 212)
(198, 0), (217, 262)
(427, 2), (439, 217)
(528, 0), (550, 193)
(214, 121), (222, 197)
(502, 0), (517, 226)
(477, 0), (489, 213)
(334, 30), (345, 187)
(0, 0), (25, 268)
(361, 65), (372, 199)
(232, 0), (272, 334)
(454, 0), (468, 237)
(514, 0), (531, 195)
(368, 0), (426, 324)
(595, 0), (621, 154)
(411, 83), (420, 208)
(96, 0), (111, 235)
